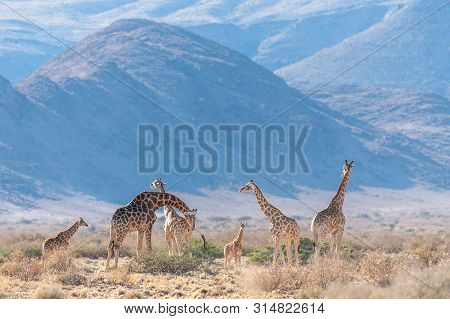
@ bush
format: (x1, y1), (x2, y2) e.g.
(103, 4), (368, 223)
(298, 237), (315, 263)
(33, 285), (65, 299)
(192, 238), (223, 261)
(46, 250), (75, 274)
(248, 246), (274, 265)
(0, 247), (13, 264)
(21, 245), (42, 258)
(131, 253), (201, 274)
(413, 244), (444, 267)
(358, 251), (398, 287)
(0, 251), (43, 281)
(58, 271), (87, 286)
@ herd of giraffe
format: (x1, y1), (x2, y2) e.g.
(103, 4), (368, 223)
(42, 160), (354, 270)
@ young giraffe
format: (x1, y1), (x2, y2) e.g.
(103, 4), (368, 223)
(106, 191), (194, 269)
(42, 218), (88, 270)
(223, 223), (245, 269)
(149, 177), (184, 256)
(167, 209), (197, 257)
(311, 160), (354, 259)
(240, 180), (301, 266)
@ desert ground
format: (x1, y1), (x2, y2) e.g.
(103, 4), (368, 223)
(0, 214), (448, 299)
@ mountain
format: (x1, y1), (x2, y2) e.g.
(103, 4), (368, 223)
(0, 19), (444, 207)
(313, 86), (450, 167)
(0, 19), (65, 83)
(0, 0), (402, 82)
(276, 0), (450, 97)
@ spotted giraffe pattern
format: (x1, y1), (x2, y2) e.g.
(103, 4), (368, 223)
(224, 223), (245, 268)
(167, 209), (197, 257)
(106, 191), (193, 269)
(150, 177), (185, 256)
(240, 180), (301, 266)
(42, 218), (88, 269)
(311, 160), (354, 259)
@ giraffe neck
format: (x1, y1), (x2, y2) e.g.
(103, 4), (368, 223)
(151, 192), (191, 213)
(158, 185), (181, 218)
(185, 215), (196, 231)
(57, 221), (80, 241)
(235, 227), (244, 242)
(253, 185), (282, 223)
(329, 168), (352, 212)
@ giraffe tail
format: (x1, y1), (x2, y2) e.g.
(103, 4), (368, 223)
(195, 229), (207, 250)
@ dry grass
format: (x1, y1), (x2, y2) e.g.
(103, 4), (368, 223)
(0, 229), (448, 299)
(33, 285), (65, 299)
(0, 251), (43, 281)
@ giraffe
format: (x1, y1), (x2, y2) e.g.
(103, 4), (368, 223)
(42, 218), (88, 270)
(240, 180), (301, 266)
(223, 222), (245, 269)
(311, 160), (354, 259)
(150, 177), (184, 256)
(167, 209), (197, 257)
(106, 191), (194, 269)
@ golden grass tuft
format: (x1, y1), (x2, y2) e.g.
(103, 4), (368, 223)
(0, 251), (43, 281)
(45, 250), (76, 274)
(33, 285), (65, 299)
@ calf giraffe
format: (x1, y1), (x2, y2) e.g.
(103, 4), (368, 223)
(224, 223), (245, 269)
(106, 191), (194, 269)
(311, 160), (354, 259)
(42, 218), (88, 270)
(150, 177), (184, 256)
(240, 180), (301, 266)
(167, 209), (197, 257)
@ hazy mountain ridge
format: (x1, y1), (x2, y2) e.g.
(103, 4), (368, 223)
(277, 0), (450, 97)
(1, 19), (447, 207)
(0, 0), (403, 83)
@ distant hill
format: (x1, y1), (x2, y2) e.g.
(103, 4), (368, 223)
(0, 19), (446, 207)
(277, 0), (450, 97)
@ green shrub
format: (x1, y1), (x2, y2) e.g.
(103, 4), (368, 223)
(131, 253), (201, 274)
(0, 248), (13, 264)
(248, 245), (274, 265)
(298, 237), (315, 263)
(191, 238), (223, 261)
(21, 245), (42, 258)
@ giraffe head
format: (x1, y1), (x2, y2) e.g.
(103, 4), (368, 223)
(341, 160), (354, 178)
(240, 222), (245, 229)
(150, 177), (165, 191)
(239, 180), (256, 193)
(79, 218), (88, 227)
(184, 208), (197, 217)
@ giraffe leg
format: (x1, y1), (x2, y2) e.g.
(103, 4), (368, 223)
(144, 225), (154, 256)
(165, 231), (173, 256)
(313, 230), (320, 262)
(293, 237), (300, 265)
(106, 241), (113, 269)
(112, 232), (126, 269)
(136, 230), (144, 258)
(171, 236), (178, 256)
(273, 238), (284, 266)
(285, 239), (292, 265)
(330, 232), (337, 258)
(187, 233), (193, 258)
(335, 228), (344, 257)
(174, 234), (183, 256)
